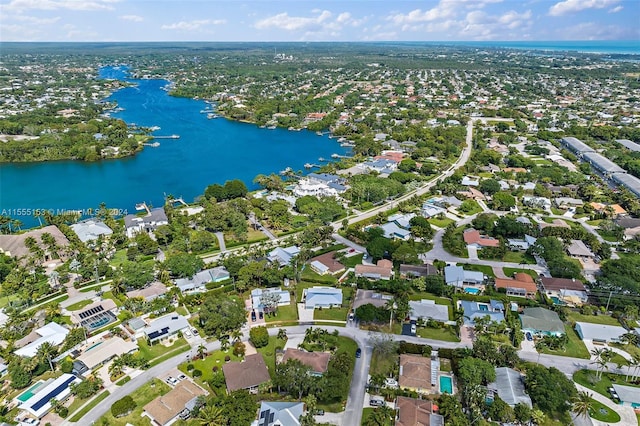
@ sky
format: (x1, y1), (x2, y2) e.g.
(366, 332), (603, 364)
(0, 0), (638, 42)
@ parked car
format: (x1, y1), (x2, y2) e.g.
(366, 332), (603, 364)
(314, 409), (325, 416)
(348, 312), (355, 321)
(369, 397), (385, 407)
(192, 328), (199, 335)
(384, 378), (399, 389)
(166, 376), (178, 385)
(526, 332), (533, 341)
(178, 374), (187, 381)
(259, 311), (264, 320)
(411, 323), (417, 335)
(251, 311), (257, 321)
(355, 348), (362, 358)
(184, 329), (192, 338)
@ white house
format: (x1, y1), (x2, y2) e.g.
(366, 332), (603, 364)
(304, 287), (343, 309)
(15, 322), (69, 358)
(575, 322), (628, 344)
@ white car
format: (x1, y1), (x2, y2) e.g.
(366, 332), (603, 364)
(411, 323), (417, 335)
(384, 378), (399, 389)
(184, 329), (192, 338)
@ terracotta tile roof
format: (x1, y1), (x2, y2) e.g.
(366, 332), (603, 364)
(222, 353), (271, 392)
(310, 252), (346, 273)
(463, 229), (500, 247)
(398, 354), (431, 391)
(396, 396), (440, 426)
(282, 349), (331, 374)
(495, 273), (537, 293)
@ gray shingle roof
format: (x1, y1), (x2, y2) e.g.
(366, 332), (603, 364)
(489, 367), (532, 408)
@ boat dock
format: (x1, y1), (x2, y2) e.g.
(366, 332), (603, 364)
(331, 153), (352, 159)
(152, 135), (180, 139)
(304, 163), (321, 169)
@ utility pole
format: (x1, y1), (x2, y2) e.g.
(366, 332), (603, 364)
(605, 290), (613, 312)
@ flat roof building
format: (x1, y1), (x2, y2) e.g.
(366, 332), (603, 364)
(19, 373), (81, 418)
(575, 322), (628, 344)
(561, 137), (594, 154)
(611, 172), (640, 197)
(616, 139), (640, 152)
(582, 151), (626, 175)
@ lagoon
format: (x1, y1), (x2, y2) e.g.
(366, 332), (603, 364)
(0, 66), (347, 228)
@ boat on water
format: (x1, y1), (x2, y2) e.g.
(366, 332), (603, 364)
(316, 131), (323, 136)
(340, 142), (355, 147)
(267, 125), (277, 130)
(279, 167), (293, 175)
(207, 113), (220, 119)
(304, 163), (312, 169)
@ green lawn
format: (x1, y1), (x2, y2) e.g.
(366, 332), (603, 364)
(300, 267), (338, 285)
(370, 350), (398, 377)
(110, 249), (128, 267)
(610, 343), (640, 360)
(97, 379), (170, 426)
(417, 326), (460, 342)
(343, 253), (364, 268)
(457, 263), (494, 278)
(573, 369), (640, 399)
(361, 407), (393, 426)
(314, 307), (348, 321)
(588, 397), (621, 423)
(502, 267), (538, 279)
(178, 348), (243, 385)
(459, 200), (483, 216)
(0, 294), (20, 308)
(428, 217), (454, 228)
(502, 251), (537, 264)
(586, 219), (603, 226)
(266, 302), (298, 322)
(65, 299), (93, 311)
(567, 312), (622, 327)
(537, 324), (590, 359)
(102, 290), (123, 307)
(137, 337), (189, 362)
(68, 391), (110, 422)
(256, 336), (288, 376)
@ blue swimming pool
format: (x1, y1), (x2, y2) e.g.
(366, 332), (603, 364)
(440, 376), (453, 394)
(478, 304), (489, 311)
(465, 287), (480, 295)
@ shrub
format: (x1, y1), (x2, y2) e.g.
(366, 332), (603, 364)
(186, 363), (194, 371)
(233, 341), (246, 357)
(249, 326), (269, 348)
(111, 395), (136, 418)
(224, 355), (231, 362)
(192, 369), (203, 377)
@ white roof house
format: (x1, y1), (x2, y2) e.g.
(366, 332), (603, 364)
(70, 219), (113, 242)
(251, 288), (291, 311)
(444, 265), (484, 287)
(304, 287), (343, 309)
(488, 367), (532, 408)
(15, 322), (69, 358)
(612, 384), (640, 407)
(575, 322), (628, 343)
(174, 267), (229, 292)
(144, 314), (190, 344)
(269, 246), (300, 267)
(409, 300), (449, 322)
(20, 373), (81, 418)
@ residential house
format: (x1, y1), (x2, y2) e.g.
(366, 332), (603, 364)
(590, 202), (627, 217)
(421, 203), (447, 218)
(463, 229), (500, 249)
(355, 259), (394, 280)
(488, 367), (532, 408)
(251, 287), (291, 313)
(494, 273), (537, 298)
(70, 219), (113, 243)
(144, 314), (190, 344)
(409, 300), (449, 322)
(457, 187), (486, 201)
(507, 235), (537, 251)
(522, 196), (551, 211)
(538, 219), (571, 231)
(540, 277), (588, 306)
(126, 281), (168, 302)
(123, 208), (168, 238)
(459, 300), (504, 326)
(429, 196), (463, 209)
(304, 287), (343, 309)
(575, 322), (628, 344)
(73, 336), (138, 374)
(554, 198), (584, 209)
(175, 267), (230, 292)
(0, 225), (70, 265)
(268, 246), (300, 267)
(566, 239), (596, 261)
(223, 353), (271, 393)
(611, 384), (640, 407)
(309, 252), (345, 275)
(399, 354), (434, 394)
(519, 307), (565, 337)
(444, 265), (484, 287)
(614, 217), (640, 240)
(70, 299), (118, 331)
(282, 349), (331, 376)
(359, 159), (397, 174)
(293, 177), (345, 198)
(251, 401), (305, 426)
(143, 380), (206, 425)
(18, 373), (81, 419)
(15, 322), (69, 358)
(379, 213), (415, 240)
(353, 289), (393, 310)
(399, 264), (438, 279)
(461, 176), (480, 186)
(395, 397), (444, 426)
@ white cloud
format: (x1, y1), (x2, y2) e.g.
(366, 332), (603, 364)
(548, 0), (620, 16)
(608, 5), (623, 13)
(3, 0), (119, 12)
(4, 13), (60, 24)
(388, 0), (504, 25)
(254, 10), (332, 31)
(161, 19), (226, 31)
(120, 15), (143, 22)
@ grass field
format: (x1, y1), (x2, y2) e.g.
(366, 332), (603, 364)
(457, 263), (494, 277)
(343, 253), (364, 268)
(68, 391), (110, 422)
(370, 350), (398, 377)
(361, 407), (394, 425)
(97, 379), (170, 426)
(573, 369), (640, 399)
(588, 397), (621, 423)
(567, 312), (622, 327)
(266, 302), (298, 322)
(137, 337), (189, 363)
(428, 217), (454, 228)
(502, 251), (537, 264)
(65, 299), (93, 311)
(256, 336), (288, 376)
(314, 307), (348, 321)
(502, 267), (538, 279)
(417, 326), (460, 342)
(537, 324), (590, 359)
(300, 267), (338, 284)
(178, 348), (243, 385)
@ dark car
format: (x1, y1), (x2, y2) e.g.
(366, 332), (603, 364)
(355, 348), (362, 358)
(259, 311), (264, 320)
(526, 332), (533, 341)
(251, 311), (257, 322)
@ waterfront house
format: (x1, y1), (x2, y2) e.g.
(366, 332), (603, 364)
(0, 225), (70, 266)
(124, 208), (168, 238)
(70, 219), (113, 243)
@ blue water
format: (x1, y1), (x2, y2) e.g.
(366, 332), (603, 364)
(0, 66), (347, 228)
(440, 376), (453, 394)
(435, 40), (640, 55)
(465, 287), (481, 295)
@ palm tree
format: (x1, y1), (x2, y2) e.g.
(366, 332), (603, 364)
(197, 344), (207, 360)
(194, 404), (226, 425)
(385, 298), (396, 328)
(571, 390), (593, 420)
(36, 341), (57, 372)
(108, 357), (124, 378)
(531, 408), (545, 425)
(277, 328), (288, 341)
(230, 329), (242, 343)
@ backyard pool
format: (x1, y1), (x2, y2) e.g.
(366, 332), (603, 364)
(440, 375), (453, 394)
(16, 381), (45, 402)
(465, 288), (480, 295)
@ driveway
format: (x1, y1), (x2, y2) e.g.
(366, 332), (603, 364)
(467, 246), (478, 260)
(297, 303), (315, 322)
(574, 383), (637, 426)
